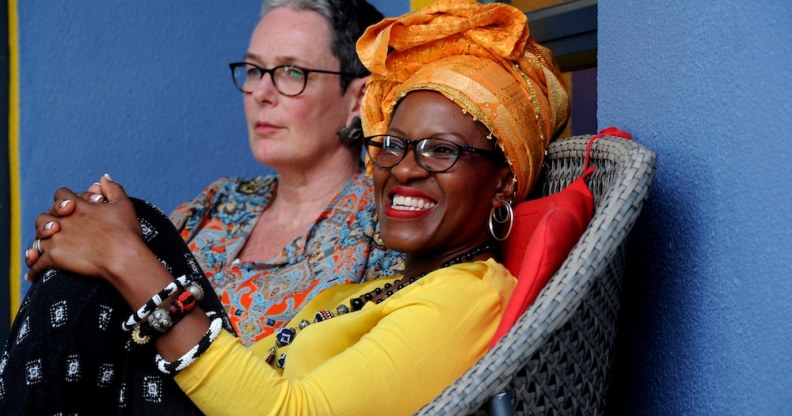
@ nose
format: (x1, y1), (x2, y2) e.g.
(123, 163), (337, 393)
(390, 147), (431, 183)
(250, 72), (278, 103)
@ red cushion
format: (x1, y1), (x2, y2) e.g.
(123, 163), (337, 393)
(489, 176), (594, 348)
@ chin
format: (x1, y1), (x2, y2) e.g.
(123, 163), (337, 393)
(251, 146), (289, 168)
(379, 227), (432, 255)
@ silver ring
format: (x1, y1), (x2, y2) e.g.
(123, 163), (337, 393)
(33, 239), (43, 256)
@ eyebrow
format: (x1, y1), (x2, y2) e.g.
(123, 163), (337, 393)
(386, 127), (468, 143)
(243, 52), (301, 66)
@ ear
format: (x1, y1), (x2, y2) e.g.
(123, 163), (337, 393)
(342, 76), (369, 126)
(492, 167), (516, 208)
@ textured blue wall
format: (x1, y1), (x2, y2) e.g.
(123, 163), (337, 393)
(599, 1), (792, 414)
(15, 0), (409, 295)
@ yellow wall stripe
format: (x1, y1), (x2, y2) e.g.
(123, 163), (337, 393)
(8, 0), (21, 320)
(410, 0), (438, 11)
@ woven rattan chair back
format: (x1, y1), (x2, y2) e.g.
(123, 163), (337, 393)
(416, 135), (657, 415)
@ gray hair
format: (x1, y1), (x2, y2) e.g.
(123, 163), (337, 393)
(261, 0), (384, 91)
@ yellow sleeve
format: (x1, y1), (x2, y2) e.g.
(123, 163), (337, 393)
(175, 260), (515, 416)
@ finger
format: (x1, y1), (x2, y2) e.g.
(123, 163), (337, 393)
(24, 237), (47, 272)
(25, 235), (68, 281)
(26, 258), (49, 282)
(24, 244), (40, 268)
(85, 181), (106, 203)
(88, 182), (102, 195)
(75, 191), (92, 201)
(49, 198), (76, 217)
(34, 211), (60, 231)
(47, 186), (76, 215)
(35, 218), (61, 239)
(77, 190), (106, 204)
(53, 187), (81, 203)
(99, 174), (129, 202)
(51, 187), (81, 216)
(87, 193), (106, 203)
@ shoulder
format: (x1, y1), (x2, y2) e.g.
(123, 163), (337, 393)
(199, 175), (278, 205)
(428, 259), (514, 286)
(169, 175), (276, 222)
(399, 260), (516, 312)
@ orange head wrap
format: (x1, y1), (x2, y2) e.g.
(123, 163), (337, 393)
(357, 0), (570, 201)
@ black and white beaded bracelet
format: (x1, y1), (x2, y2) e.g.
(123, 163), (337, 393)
(155, 310), (224, 375)
(122, 275), (189, 331)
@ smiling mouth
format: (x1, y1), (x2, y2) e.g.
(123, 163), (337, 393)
(391, 195), (437, 211)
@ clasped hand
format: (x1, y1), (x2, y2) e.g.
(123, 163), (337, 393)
(24, 175), (145, 283)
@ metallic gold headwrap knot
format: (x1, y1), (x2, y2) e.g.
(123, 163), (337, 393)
(357, 0), (570, 201)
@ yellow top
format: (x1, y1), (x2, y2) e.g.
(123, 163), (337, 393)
(175, 259), (516, 415)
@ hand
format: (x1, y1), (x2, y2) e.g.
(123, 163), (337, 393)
(25, 175), (146, 282)
(24, 176), (113, 275)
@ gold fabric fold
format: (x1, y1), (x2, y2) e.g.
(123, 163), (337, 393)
(357, 0), (570, 201)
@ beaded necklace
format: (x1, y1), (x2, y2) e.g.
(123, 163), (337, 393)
(266, 242), (498, 368)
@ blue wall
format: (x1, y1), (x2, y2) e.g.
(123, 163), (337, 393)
(14, 0), (408, 296)
(599, 1), (792, 414)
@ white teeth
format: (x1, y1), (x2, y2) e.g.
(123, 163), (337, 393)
(391, 195), (436, 211)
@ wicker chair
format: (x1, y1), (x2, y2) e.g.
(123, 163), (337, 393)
(417, 135), (657, 415)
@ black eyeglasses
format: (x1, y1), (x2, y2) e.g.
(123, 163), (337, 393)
(229, 62), (358, 97)
(363, 134), (500, 173)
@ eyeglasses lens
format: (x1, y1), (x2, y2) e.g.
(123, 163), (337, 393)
(367, 136), (459, 172)
(233, 64), (306, 96)
(416, 139), (458, 171)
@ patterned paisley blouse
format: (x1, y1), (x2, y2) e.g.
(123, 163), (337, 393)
(170, 169), (404, 346)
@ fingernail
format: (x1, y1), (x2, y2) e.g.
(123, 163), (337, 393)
(24, 249), (30, 259)
(103, 173), (113, 181)
(45, 221), (55, 230)
(92, 182), (101, 187)
(59, 200), (72, 208)
(90, 194), (104, 202)
(24, 272), (31, 282)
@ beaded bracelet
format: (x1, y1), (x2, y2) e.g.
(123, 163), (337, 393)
(155, 310), (224, 375)
(131, 283), (205, 344)
(122, 275), (189, 331)
(147, 284), (203, 334)
(171, 284), (202, 314)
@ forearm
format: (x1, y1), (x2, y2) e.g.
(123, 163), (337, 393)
(103, 227), (211, 362)
(175, 332), (288, 416)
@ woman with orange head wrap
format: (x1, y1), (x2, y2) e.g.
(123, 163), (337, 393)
(359, 0), (569, 200)
(11, 1), (569, 414)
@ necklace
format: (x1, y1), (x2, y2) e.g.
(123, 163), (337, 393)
(266, 242), (498, 369)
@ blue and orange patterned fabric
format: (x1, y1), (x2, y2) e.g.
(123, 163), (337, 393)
(170, 169), (404, 345)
